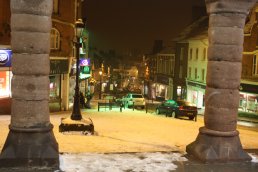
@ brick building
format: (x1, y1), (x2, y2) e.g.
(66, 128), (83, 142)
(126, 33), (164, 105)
(0, 0), (86, 113)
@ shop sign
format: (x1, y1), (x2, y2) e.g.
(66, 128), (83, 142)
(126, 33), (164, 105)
(240, 83), (258, 94)
(0, 50), (12, 67)
(50, 59), (69, 74)
(80, 58), (90, 66)
(248, 95), (257, 101)
(187, 80), (206, 89)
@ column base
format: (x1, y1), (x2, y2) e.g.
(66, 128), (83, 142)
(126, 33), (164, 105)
(186, 127), (251, 162)
(59, 117), (94, 135)
(0, 125), (59, 168)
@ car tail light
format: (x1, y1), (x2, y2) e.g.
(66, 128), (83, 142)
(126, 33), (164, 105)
(179, 106), (184, 110)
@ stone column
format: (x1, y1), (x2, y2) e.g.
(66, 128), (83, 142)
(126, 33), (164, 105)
(186, 0), (256, 162)
(0, 0), (59, 168)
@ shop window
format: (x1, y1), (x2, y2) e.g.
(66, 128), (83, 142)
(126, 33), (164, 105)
(50, 28), (60, 50)
(0, 71), (12, 98)
(49, 75), (61, 101)
(53, 0), (59, 14)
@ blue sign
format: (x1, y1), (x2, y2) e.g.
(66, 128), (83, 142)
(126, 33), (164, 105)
(79, 58), (90, 66)
(0, 50), (12, 67)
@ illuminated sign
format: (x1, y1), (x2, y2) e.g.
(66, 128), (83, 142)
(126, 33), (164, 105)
(81, 66), (91, 74)
(0, 50), (12, 67)
(79, 58), (90, 66)
(50, 59), (69, 74)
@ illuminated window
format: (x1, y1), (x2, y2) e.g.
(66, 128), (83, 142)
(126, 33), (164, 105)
(50, 28), (60, 50)
(53, 0), (59, 14)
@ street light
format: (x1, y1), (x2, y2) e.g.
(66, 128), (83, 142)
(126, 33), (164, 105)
(71, 18), (84, 120)
(99, 70), (102, 99)
(59, 19), (94, 134)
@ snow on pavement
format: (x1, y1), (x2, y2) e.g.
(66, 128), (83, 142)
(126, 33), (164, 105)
(59, 152), (187, 172)
(0, 108), (258, 171)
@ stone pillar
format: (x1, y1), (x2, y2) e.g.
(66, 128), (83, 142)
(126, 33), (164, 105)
(186, 0), (256, 162)
(0, 0), (59, 168)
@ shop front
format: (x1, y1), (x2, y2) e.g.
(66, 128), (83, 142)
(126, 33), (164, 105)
(186, 80), (206, 108)
(0, 49), (12, 114)
(49, 58), (69, 112)
(239, 82), (258, 113)
(155, 74), (170, 101)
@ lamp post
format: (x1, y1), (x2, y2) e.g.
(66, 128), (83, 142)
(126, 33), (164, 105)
(59, 19), (94, 134)
(99, 70), (102, 99)
(71, 19), (84, 120)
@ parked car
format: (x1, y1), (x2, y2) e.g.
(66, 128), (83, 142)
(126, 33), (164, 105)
(123, 93), (145, 109)
(156, 100), (197, 120)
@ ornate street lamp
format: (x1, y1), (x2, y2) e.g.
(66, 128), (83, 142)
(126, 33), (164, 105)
(59, 19), (94, 134)
(71, 19), (84, 120)
(99, 70), (102, 99)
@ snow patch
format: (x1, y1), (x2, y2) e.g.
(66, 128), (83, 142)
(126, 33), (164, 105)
(59, 152), (187, 172)
(249, 153), (258, 163)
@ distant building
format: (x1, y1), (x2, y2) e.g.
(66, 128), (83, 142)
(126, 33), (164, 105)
(155, 47), (175, 100)
(185, 30), (208, 108)
(172, 16), (209, 102)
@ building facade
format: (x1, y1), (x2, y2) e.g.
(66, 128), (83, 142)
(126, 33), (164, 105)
(0, 0), (11, 114)
(0, 0), (86, 113)
(185, 31), (208, 108)
(240, 3), (258, 112)
(155, 47), (175, 100)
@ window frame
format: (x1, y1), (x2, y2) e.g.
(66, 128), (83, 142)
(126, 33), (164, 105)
(50, 28), (60, 50)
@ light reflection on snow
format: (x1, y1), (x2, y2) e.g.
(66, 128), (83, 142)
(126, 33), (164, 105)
(249, 153), (258, 163)
(59, 152), (187, 172)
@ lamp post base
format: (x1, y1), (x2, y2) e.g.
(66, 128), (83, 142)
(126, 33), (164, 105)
(186, 127), (251, 162)
(0, 125), (59, 168)
(59, 117), (94, 135)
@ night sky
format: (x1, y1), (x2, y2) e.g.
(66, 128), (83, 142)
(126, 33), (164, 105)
(83, 0), (205, 54)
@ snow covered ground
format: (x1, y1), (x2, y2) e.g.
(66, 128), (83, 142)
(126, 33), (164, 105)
(59, 152), (187, 172)
(0, 107), (258, 171)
